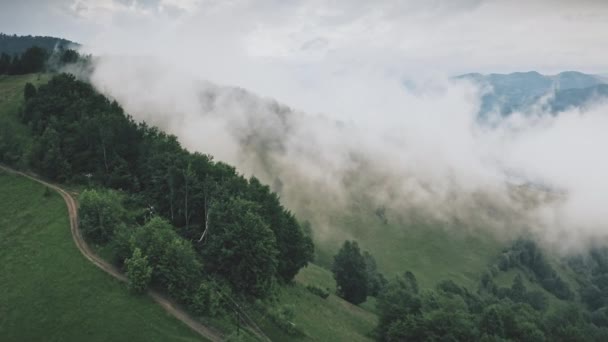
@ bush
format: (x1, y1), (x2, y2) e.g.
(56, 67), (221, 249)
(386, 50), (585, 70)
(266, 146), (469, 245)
(306, 284), (329, 299)
(268, 304), (302, 336)
(125, 248), (152, 294)
(190, 280), (224, 317)
(79, 189), (126, 243)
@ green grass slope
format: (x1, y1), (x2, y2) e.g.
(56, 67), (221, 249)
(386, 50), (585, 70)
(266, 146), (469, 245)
(314, 210), (506, 289)
(0, 170), (205, 342)
(287, 264), (377, 341)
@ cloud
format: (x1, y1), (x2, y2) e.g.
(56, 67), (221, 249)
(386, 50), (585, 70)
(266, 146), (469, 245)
(87, 53), (608, 253)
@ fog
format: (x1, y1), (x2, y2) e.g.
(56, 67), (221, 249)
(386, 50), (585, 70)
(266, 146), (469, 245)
(83, 55), (608, 253)
(62, 0), (608, 253)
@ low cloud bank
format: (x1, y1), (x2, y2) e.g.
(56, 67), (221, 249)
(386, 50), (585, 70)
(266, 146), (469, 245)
(85, 56), (608, 253)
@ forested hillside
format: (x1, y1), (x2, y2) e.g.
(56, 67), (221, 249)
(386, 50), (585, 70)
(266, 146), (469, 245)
(15, 73), (314, 301)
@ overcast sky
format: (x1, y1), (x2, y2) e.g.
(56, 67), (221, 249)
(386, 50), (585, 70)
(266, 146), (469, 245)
(2, 0), (608, 76)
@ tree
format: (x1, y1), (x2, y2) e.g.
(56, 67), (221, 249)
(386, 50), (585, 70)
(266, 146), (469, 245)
(376, 272), (422, 341)
(246, 177), (313, 282)
(201, 197), (279, 297)
(18, 46), (47, 73)
(130, 217), (202, 301)
(31, 126), (70, 181)
(480, 306), (505, 337)
(332, 240), (368, 304)
(24, 82), (36, 100)
(510, 274), (527, 302)
(364, 251), (387, 296)
(125, 248), (152, 293)
(78, 189), (126, 243)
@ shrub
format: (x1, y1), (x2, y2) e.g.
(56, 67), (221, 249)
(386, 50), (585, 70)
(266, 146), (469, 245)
(306, 284), (329, 299)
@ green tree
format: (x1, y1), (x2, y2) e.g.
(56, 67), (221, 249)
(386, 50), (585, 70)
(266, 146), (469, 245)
(125, 248), (152, 294)
(130, 217), (202, 301)
(510, 274), (527, 302)
(376, 272), (422, 341)
(23, 82), (36, 100)
(201, 197), (279, 297)
(480, 306), (505, 337)
(31, 126), (70, 181)
(364, 251), (387, 296)
(190, 280), (224, 317)
(79, 189), (125, 243)
(332, 240), (368, 304)
(246, 177), (313, 282)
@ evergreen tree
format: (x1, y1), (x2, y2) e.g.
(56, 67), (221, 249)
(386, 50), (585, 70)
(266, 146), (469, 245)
(23, 82), (36, 100)
(332, 240), (368, 304)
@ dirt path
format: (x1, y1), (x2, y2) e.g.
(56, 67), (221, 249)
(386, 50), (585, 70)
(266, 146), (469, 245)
(0, 165), (223, 342)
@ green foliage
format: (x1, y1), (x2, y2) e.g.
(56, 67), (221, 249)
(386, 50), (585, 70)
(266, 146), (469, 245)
(0, 33), (74, 56)
(79, 189), (126, 243)
(480, 306), (505, 338)
(376, 272), (422, 340)
(267, 304), (301, 336)
(364, 251), (388, 297)
(0, 40), (84, 75)
(306, 284), (330, 299)
(202, 197), (279, 297)
(375, 267), (608, 342)
(190, 279), (224, 317)
(332, 240), (369, 304)
(496, 239), (573, 300)
(130, 217), (202, 302)
(30, 126), (71, 181)
(23, 82), (36, 100)
(246, 177), (314, 282)
(125, 247), (152, 294)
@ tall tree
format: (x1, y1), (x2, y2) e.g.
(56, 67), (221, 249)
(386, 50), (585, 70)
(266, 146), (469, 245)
(78, 189), (126, 243)
(125, 248), (153, 294)
(332, 240), (368, 304)
(201, 197), (279, 297)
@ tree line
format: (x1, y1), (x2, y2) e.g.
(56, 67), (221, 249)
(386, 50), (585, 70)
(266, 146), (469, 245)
(0, 46), (83, 75)
(0, 33), (74, 56)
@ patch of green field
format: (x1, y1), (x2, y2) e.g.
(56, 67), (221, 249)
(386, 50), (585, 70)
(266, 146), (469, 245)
(314, 210), (506, 289)
(268, 264), (377, 341)
(285, 264), (377, 341)
(0, 171), (205, 342)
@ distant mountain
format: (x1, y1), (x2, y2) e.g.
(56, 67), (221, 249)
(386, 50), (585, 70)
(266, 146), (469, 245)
(457, 71), (607, 116)
(0, 33), (77, 56)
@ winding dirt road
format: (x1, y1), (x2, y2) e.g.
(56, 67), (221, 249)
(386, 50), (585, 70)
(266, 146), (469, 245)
(0, 165), (223, 342)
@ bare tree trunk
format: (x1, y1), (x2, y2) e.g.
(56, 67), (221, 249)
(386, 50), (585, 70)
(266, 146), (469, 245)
(101, 142), (109, 174)
(184, 169), (189, 230)
(198, 196), (210, 242)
